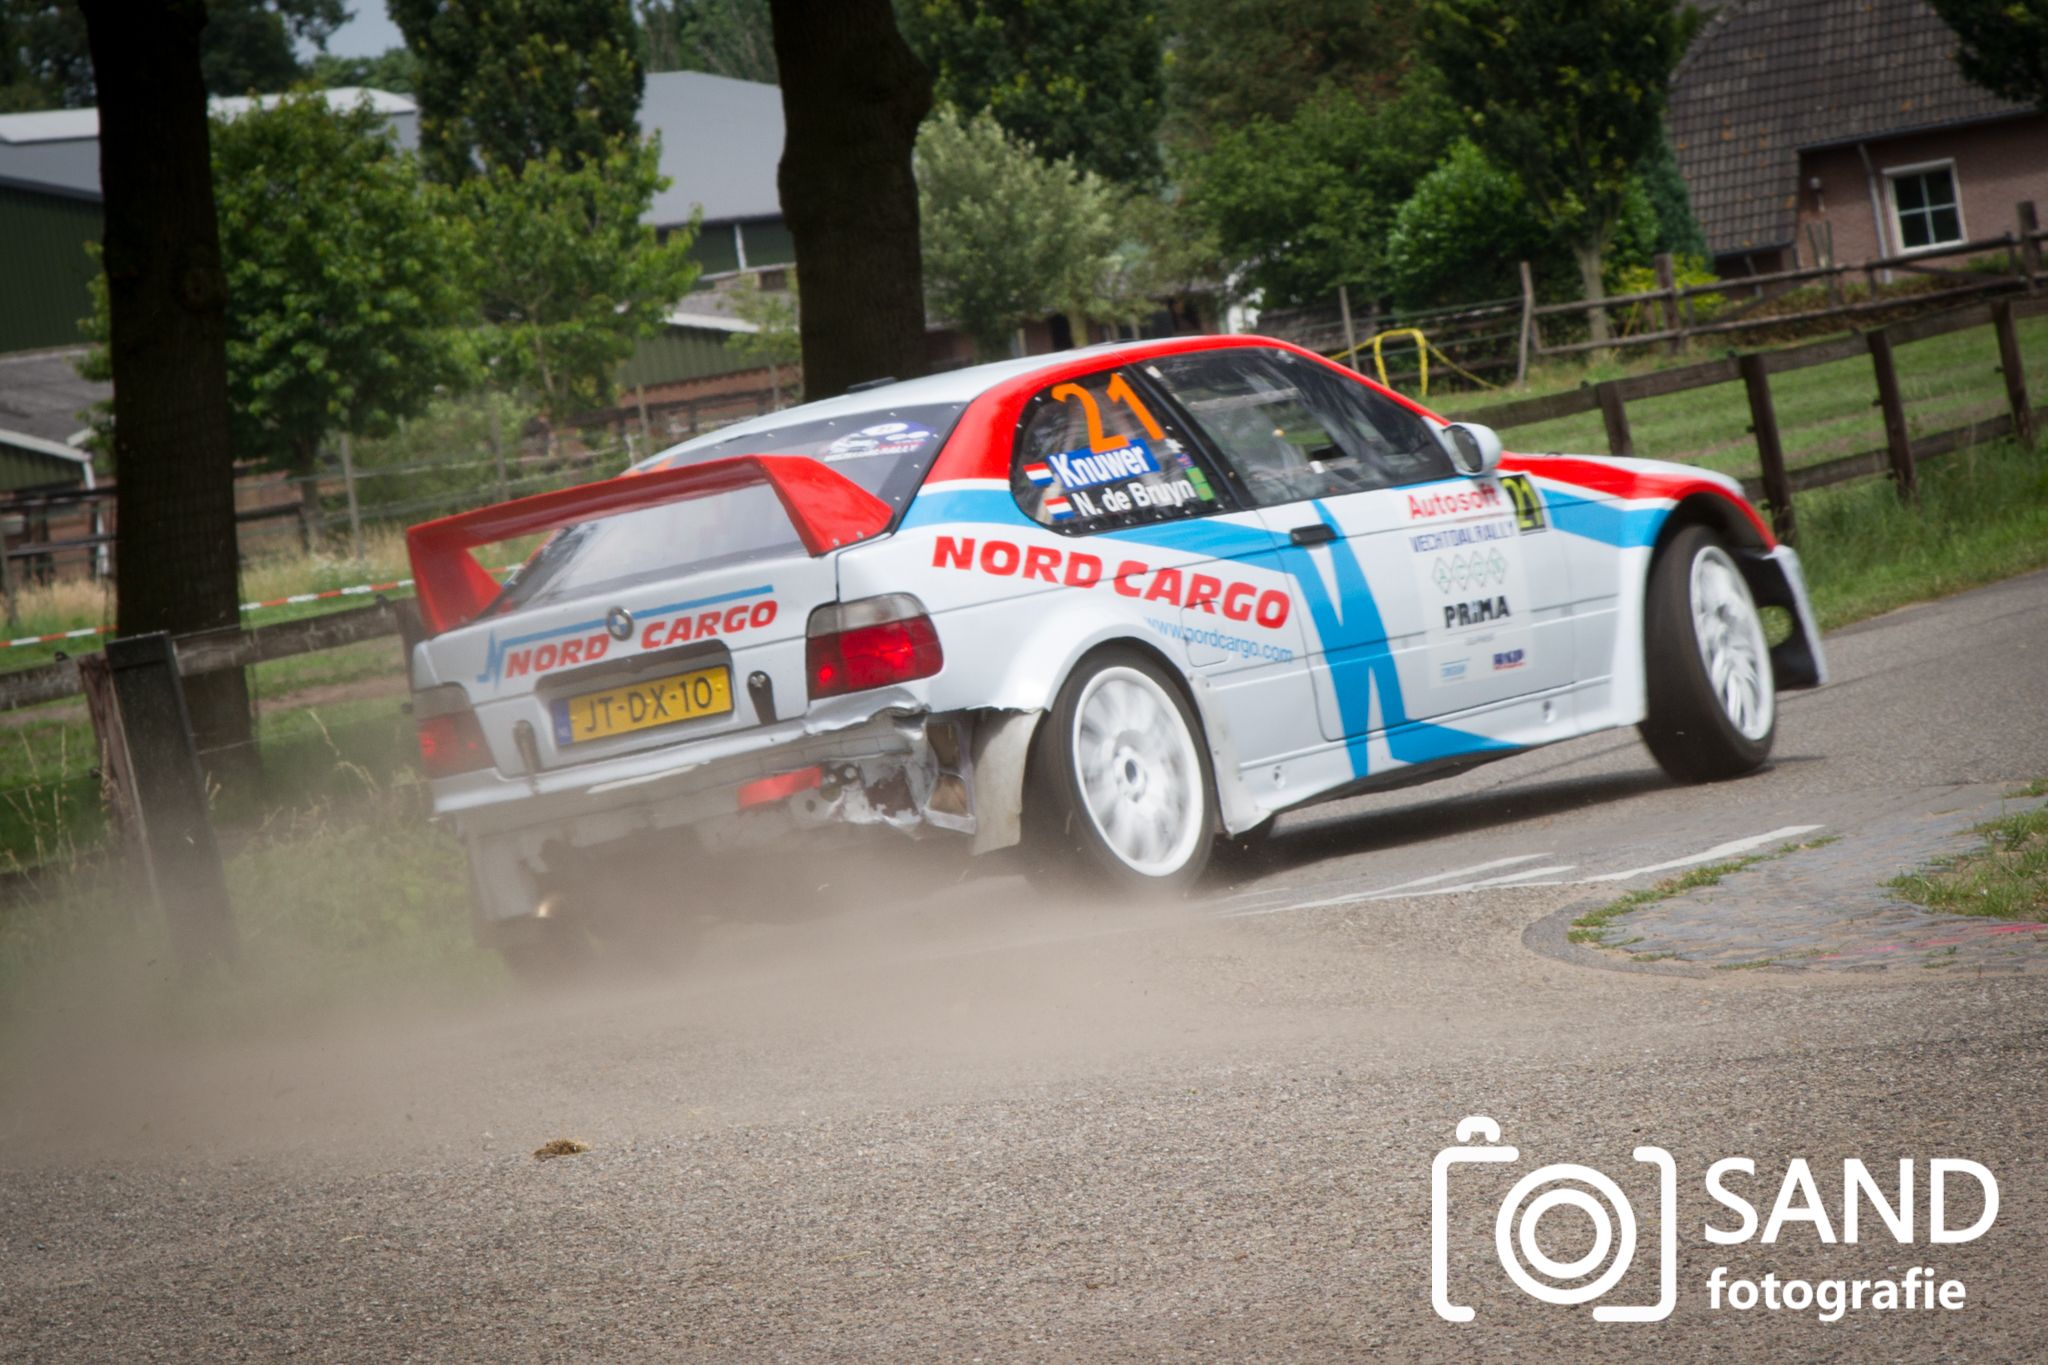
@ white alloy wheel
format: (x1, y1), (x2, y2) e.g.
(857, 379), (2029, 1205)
(1069, 665), (1207, 878)
(1688, 545), (1774, 742)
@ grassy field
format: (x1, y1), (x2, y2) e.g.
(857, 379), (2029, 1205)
(1451, 309), (2048, 484)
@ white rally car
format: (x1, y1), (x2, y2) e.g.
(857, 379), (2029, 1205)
(406, 336), (1825, 973)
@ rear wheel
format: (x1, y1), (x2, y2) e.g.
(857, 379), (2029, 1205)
(1026, 648), (1216, 894)
(1640, 525), (1776, 782)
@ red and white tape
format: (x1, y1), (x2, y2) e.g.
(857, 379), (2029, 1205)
(2, 565), (520, 651)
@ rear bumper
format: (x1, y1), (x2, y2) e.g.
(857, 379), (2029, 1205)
(441, 704), (978, 924)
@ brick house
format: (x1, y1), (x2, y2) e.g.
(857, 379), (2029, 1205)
(1669, 0), (2048, 276)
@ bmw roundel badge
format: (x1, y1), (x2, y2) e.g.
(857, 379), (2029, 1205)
(605, 606), (634, 641)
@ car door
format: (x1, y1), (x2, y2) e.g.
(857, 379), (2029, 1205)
(1005, 365), (1325, 774)
(1142, 348), (1574, 757)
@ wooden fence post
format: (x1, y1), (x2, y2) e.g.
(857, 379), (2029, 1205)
(1595, 381), (1634, 457)
(1738, 351), (1797, 546)
(1992, 298), (2036, 450)
(1654, 252), (1682, 354)
(337, 432), (365, 562)
(0, 522), (18, 631)
(1516, 260), (1536, 385)
(2017, 201), (2041, 293)
(102, 632), (235, 970)
(1338, 284), (1360, 373)
(1867, 330), (1917, 501)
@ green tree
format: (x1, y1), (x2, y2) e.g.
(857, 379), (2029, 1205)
(465, 138), (701, 419)
(917, 107), (1124, 357)
(1, 3), (94, 110)
(1161, 0), (1418, 142)
(1383, 140), (1565, 310)
(392, 0), (645, 180)
(638, 0), (776, 82)
(1420, 0), (1686, 344)
(307, 45), (421, 93)
(202, 0), (346, 95)
(726, 271), (801, 405)
(3, 0), (344, 109)
(901, 0), (1165, 185)
(1182, 71), (1456, 306)
(1929, 0), (2048, 110)
(1382, 139), (1665, 311)
(211, 94), (473, 476)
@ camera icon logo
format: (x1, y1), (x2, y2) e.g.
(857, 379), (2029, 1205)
(1431, 1116), (1677, 1323)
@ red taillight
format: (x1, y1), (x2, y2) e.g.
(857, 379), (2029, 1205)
(414, 687), (492, 778)
(737, 765), (823, 809)
(806, 594), (943, 699)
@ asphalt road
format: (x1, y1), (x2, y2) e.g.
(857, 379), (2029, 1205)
(4, 570), (2047, 1361)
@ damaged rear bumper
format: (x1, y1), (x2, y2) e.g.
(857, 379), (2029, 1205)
(443, 704), (1037, 926)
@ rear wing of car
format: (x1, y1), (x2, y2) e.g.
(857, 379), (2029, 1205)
(405, 455), (895, 635)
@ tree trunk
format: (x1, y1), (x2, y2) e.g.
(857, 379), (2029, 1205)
(81, 0), (253, 777)
(1574, 237), (1612, 347)
(768, 0), (932, 399)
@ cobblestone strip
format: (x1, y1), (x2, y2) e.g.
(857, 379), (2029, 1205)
(1525, 786), (2048, 977)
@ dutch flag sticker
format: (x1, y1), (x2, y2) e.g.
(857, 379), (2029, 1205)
(1024, 463), (1055, 487)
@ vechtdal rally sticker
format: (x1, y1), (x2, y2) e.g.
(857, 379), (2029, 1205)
(824, 422), (936, 461)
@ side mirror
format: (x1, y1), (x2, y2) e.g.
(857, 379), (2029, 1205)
(1439, 422), (1504, 478)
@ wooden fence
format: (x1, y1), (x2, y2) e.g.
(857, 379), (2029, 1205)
(1453, 294), (2048, 545)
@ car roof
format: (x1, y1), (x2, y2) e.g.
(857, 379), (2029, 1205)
(641, 337), (1215, 467)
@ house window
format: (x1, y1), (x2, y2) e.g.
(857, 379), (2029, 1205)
(1888, 163), (1964, 251)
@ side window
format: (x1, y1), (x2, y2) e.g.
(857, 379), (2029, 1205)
(1148, 348), (1452, 507)
(1011, 368), (1227, 532)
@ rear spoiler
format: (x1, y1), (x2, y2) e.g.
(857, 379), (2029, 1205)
(405, 455), (894, 634)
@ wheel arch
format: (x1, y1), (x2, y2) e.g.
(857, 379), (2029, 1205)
(1644, 492), (1826, 690)
(964, 628), (1264, 854)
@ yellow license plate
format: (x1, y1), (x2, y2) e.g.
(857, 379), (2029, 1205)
(550, 665), (732, 744)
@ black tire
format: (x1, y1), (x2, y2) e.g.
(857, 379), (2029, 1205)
(1024, 647), (1217, 895)
(1639, 525), (1777, 782)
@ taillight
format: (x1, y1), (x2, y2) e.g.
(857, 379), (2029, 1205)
(414, 685), (492, 778)
(806, 593), (943, 699)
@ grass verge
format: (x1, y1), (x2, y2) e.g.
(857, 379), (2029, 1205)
(1792, 438), (2048, 629)
(1888, 799), (2048, 923)
(0, 769), (502, 1050)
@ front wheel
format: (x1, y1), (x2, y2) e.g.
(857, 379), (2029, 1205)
(1639, 525), (1776, 782)
(1025, 648), (1216, 894)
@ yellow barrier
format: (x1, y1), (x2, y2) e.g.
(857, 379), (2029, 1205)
(1327, 327), (1499, 399)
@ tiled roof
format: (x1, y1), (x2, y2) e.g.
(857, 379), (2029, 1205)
(1669, 0), (2029, 256)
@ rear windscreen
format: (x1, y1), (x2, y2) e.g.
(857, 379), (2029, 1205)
(491, 401), (965, 615)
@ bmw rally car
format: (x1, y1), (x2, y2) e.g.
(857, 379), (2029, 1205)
(405, 336), (1826, 973)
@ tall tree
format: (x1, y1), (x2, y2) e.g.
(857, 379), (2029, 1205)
(1161, 0), (1418, 142)
(392, 0), (645, 181)
(5, 1), (344, 109)
(638, 0), (775, 82)
(917, 107), (1121, 358)
(1183, 71), (1456, 306)
(465, 139), (700, 420)
(307, 45), (421, 93)
(1420, 0), (1685, 344)
(901, 0), (1164, 184)
(211, 95), (472, 477)
(767, 0), (931, 398)
(1929, 0), (2048, 110)
(78, 0), (250, 763)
